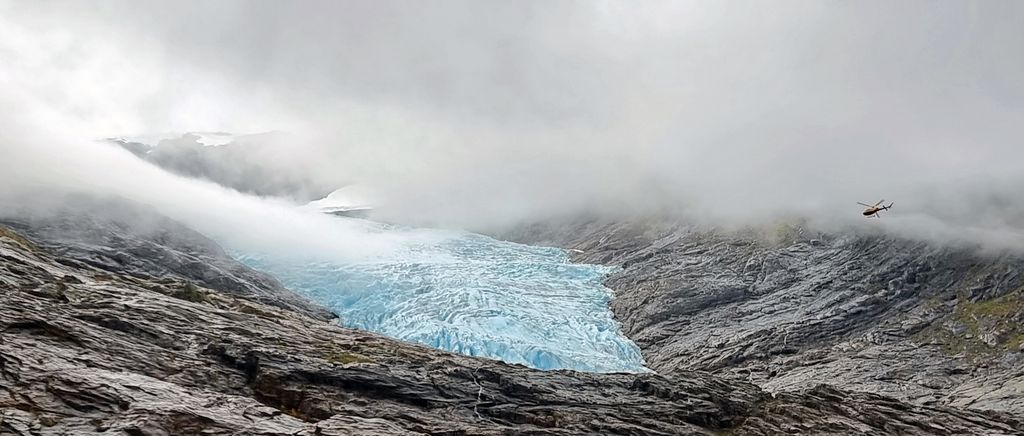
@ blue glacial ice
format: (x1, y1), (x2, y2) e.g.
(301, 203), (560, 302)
(231, 219), (646, 373)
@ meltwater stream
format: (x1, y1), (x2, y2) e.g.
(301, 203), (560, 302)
(231, 218), (645, 373)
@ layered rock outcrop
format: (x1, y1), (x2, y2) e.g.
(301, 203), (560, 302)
(504, 218), (1024, 415)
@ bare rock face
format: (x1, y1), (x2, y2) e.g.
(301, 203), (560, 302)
(0, 196), (334, 321)
(502, 218), (1024, 415)
(1, 209), (1021, 435)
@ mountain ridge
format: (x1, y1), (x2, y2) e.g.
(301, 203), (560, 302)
(107, 132), (340, 202)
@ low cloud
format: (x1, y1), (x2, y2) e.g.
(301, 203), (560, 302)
(1, 1), (1023, 250)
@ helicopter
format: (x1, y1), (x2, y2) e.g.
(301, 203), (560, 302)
(858, 200), (894, 218)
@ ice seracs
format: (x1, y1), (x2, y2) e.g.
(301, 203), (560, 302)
(232, 219), (647, 373)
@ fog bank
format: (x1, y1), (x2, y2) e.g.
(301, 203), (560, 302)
(1, 1), (1023, 250)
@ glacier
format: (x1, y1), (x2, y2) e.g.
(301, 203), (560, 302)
(231, 219), (646, 373)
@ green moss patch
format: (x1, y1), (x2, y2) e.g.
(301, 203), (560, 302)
(0, 226), (38, 252)
(171, 282), (210, 303)
(915, 289), (1024, 358)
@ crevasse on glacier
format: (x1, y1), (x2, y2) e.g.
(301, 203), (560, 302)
(232, 220), (646, 373)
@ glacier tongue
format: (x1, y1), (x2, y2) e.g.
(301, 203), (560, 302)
(232, 220), (646, 373)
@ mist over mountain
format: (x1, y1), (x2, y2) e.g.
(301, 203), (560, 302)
(2, 1), (1024, 244)
(109, 132), (343, 202)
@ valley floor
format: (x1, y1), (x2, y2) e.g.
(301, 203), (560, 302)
(2, 207), (1022, 435)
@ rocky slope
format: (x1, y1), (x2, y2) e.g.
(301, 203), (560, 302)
(109, 132), (339, 202)
(2, 207), (1021, 434)
(503, 218), (1024, 415)
(0, 196), (332, 321)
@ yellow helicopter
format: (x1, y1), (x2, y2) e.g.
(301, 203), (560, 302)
(858, 200), (894, 218)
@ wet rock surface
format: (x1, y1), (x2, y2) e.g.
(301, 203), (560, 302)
(1, 210), (1021, 435)
(502, 218), (1024, 415)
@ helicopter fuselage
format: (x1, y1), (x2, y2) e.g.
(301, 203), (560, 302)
(863, 205), (890, 216)
(859, 201), (893, 218)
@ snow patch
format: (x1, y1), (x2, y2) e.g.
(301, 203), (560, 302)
(305, 184), (380, 214)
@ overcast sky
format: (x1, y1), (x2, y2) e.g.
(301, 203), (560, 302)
(2, 1), (1024, 248)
